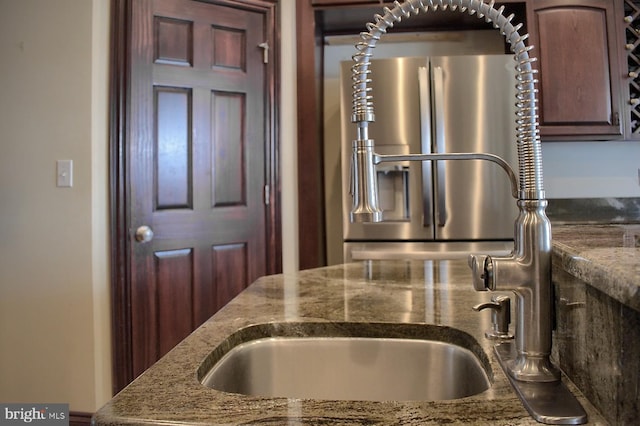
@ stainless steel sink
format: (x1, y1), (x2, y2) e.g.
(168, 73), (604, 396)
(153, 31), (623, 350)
(198, 323), (491, 401)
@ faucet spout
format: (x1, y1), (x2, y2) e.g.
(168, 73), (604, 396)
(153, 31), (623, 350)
(350, 139), (383, 223)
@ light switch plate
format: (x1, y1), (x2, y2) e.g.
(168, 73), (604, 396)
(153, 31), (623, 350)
(56, 159), (73, 187)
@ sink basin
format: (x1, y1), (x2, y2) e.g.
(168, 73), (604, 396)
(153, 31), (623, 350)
(198, 323), (491, 401)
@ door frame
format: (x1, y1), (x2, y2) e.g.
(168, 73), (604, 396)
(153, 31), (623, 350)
(109, 0), (281, 394)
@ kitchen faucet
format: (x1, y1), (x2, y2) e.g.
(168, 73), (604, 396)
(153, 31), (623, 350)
(348, 0), (586, 423)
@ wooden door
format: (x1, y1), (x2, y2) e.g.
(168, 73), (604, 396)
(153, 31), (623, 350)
(530, 0), (623, 138)
(120, 0), (275, 379)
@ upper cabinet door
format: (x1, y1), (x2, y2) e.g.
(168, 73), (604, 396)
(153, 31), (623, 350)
(530, 0), (623, 139)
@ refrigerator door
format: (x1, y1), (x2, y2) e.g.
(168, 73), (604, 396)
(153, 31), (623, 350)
(341, 57), (434, 241)
(429, 55), (519, 240)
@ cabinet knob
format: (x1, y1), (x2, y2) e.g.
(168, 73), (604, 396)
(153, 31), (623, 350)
(625, 15), (634, 24)
(630, 98), (640, 106)
(626, 43), (635, 51)
(629, 71), (638, 78)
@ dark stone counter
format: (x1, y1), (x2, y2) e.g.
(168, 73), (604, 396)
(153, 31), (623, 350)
(551, 224), (640, 425)
(552, 224), (640, 312)
(93, 247), (610, 425)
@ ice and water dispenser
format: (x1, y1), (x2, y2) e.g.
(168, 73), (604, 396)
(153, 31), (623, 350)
(374, 145), (410, 222)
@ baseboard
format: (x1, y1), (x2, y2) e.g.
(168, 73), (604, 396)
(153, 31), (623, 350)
(70, 411), (93, 426)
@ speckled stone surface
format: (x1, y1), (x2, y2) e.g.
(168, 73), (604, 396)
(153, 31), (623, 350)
(547, 198), (640, 224)
(551, 224), (640, 425)
(552, 224), (640, 312)
(93, 257), (608, 425)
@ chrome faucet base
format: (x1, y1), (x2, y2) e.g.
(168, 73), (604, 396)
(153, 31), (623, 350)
(510, 353), (561, 383)
(495, 342), (587, 425)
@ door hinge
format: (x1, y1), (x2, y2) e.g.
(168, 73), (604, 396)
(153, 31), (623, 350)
(264, 184), (270, 205)
(613, 111), (620, 126)
(258, 42), (269, 64)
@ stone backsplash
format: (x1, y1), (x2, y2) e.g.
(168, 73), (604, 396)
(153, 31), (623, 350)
(547, 198), (640, 224)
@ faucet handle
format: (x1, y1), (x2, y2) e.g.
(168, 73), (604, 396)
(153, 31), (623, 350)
(473, 295), (514, 340)
(468, 254), (489, 291)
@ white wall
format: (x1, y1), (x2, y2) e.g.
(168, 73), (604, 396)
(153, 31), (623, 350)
(542, 141), (640, 198)
(280, 0), (299, 273)
(0, 0), (111, 412)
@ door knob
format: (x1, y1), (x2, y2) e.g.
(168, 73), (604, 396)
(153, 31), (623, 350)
(135, 225), (154, 243)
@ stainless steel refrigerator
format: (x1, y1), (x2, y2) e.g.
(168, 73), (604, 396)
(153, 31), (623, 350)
(340, 55), (520, 261)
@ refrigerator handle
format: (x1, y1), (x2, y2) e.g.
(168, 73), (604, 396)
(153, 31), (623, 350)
(432, 66), (448, 227)
(418, 65), (433, 227)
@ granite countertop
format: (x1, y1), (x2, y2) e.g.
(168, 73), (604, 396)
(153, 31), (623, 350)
(552, 224), (640, 312)
(92, 224), (627, 425)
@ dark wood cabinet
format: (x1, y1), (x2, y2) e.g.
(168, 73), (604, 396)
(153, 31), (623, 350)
(529, 0), (623, 139)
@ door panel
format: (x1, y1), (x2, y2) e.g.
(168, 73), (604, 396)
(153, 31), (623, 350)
(154, 248), (194, 355)
(129, 0), (268, 377)
(155, 16), (193, 66)
(212, 243), (248, 309)
(531, 0), (622, 137)
(155, 87), (192, 209)
(212, 91), (246, 206)
(538, 7), (611, 124)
